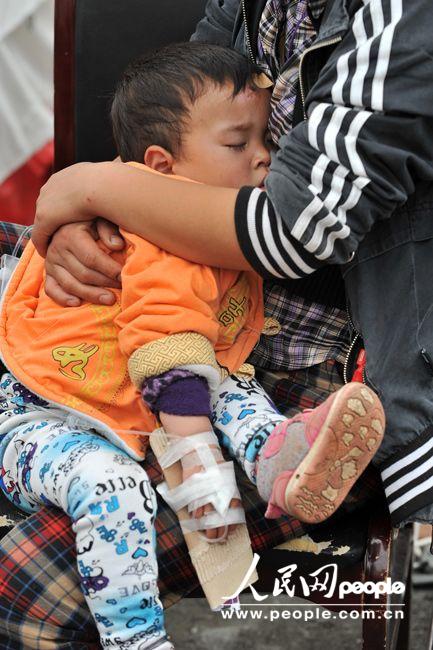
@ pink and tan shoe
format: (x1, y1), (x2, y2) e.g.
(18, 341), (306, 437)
(256, 382), (385, 524)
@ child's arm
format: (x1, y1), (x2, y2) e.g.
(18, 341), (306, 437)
(115, 234), (243, 540)
(142, 368), (242, 543)
(115, 232), (222, 392)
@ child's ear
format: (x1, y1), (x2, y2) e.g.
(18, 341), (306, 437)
(144, 146), (174, 174)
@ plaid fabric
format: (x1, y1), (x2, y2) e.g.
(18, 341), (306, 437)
(249, 282), (351, 371)
(257, 0), (327, 142)
(0, 221), (30, 256)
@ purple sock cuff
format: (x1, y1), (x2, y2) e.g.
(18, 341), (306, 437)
(142, 369), (211, 416)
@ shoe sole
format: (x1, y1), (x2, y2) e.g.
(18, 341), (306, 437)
(284, 382), (385, 524)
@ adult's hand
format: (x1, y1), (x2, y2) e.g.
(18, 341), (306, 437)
(33, 161), (112, 256)
(44, 220), (124, 307)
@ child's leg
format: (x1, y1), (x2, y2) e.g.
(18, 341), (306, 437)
(211, 375), (286, 483)
(212, 375), (385, 524)
(0, 419), (172, 650)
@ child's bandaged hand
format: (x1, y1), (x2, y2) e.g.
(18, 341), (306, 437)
(181, 443), (242, 542)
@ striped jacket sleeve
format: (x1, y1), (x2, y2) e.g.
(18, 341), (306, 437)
(235, 0), (433, 279)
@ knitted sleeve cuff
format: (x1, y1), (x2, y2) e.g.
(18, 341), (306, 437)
(142, 368), (211, 416)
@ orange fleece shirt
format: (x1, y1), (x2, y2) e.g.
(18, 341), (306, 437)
(0, 165), (263, 460)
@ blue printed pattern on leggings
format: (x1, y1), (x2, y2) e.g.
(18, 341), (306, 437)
(211, 375), (286, 483)
(0, 373), (168, 650)
(0, 373), (48, 415)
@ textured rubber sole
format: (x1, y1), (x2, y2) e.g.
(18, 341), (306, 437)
(284, 383), (385, 524)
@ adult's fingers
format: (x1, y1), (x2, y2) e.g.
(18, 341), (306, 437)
(32, 162), (101, 256)
(31, 223), (52, 257)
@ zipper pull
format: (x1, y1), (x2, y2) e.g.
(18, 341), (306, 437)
(421, 348), (433, 376)
(351, 348), (366, 383)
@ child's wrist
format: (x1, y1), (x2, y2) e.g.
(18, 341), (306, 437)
(159, 412), (211, 436)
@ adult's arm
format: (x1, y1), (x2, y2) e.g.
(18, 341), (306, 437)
(43, 219), (124, 306)
(34, 163), (244, 267)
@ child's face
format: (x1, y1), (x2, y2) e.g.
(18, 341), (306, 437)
(172, 83), (272, 188)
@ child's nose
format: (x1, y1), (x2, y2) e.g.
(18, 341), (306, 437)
(254, 144), (271, 168)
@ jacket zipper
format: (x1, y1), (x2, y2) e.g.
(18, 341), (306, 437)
(343, 332), (360, 384)
(343, 305), (364, 385)
(298, 36), (342, 119)
(241, 0), (256, 66)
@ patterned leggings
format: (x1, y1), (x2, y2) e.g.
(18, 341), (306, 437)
(0, 417), (167, 650)
(0, 373), (285, 649)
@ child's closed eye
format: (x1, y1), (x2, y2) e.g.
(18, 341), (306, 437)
(226, 143), (247, 151)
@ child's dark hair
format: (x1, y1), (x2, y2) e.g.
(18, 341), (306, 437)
(111, 42), (258, 162)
